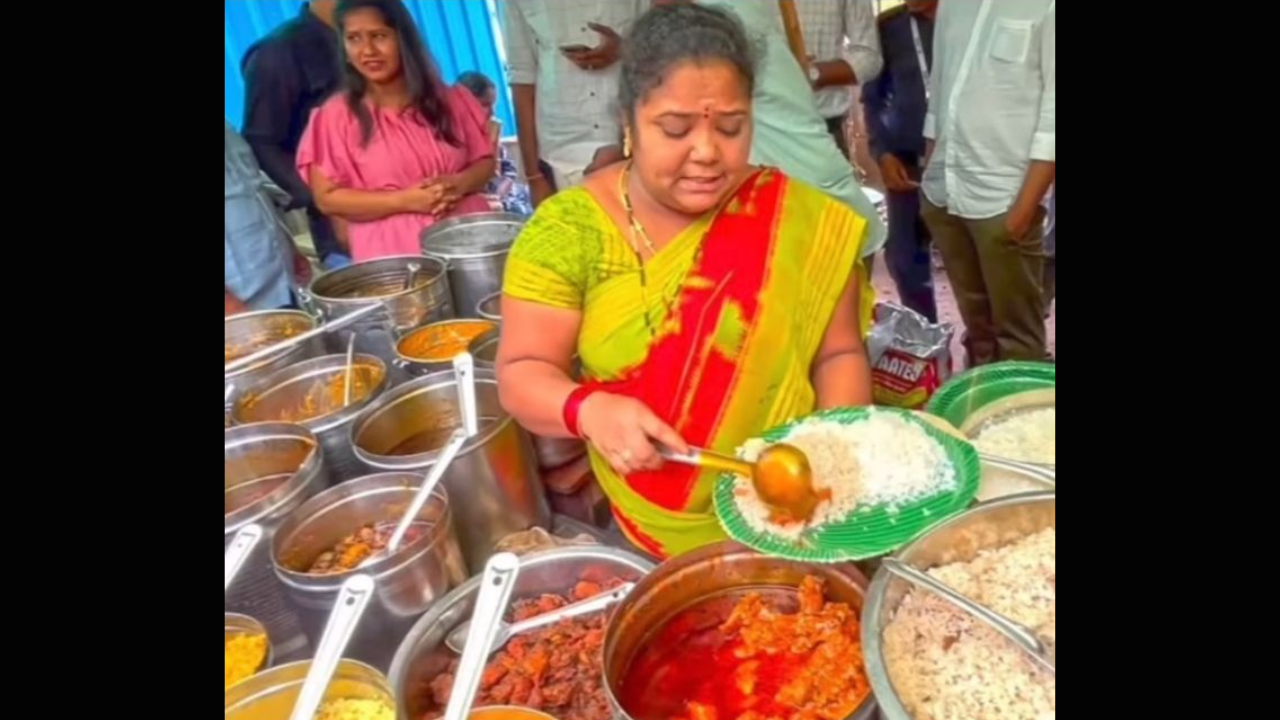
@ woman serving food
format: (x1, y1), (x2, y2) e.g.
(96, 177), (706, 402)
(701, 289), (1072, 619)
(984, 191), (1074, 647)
(496, 3), (874, 558)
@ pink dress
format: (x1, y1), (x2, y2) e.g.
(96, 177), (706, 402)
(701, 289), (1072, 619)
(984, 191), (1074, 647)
(297, 86), (494, 261)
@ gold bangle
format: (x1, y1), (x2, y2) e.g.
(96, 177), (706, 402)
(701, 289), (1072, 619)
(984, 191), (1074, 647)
(524, 173), (545, 181)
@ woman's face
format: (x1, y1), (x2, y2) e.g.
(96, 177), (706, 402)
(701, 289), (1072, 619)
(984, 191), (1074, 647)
(343, 8), (402, 85)
(630, 59), (752, 216)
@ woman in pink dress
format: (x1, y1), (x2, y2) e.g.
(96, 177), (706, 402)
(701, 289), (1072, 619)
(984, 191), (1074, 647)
(298, 0), (495, 262)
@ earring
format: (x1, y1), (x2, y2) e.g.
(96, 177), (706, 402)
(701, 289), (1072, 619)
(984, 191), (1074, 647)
(623, 129), (632, 158)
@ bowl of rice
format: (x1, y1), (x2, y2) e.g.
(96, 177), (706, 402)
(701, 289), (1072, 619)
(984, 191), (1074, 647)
(224, 658), (394, 719)
(926, 362), (1055, 501)
(713, 407), (981, 562)
(862, 492), (1056, 720)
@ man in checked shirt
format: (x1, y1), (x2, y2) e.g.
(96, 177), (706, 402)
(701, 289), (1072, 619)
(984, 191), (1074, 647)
(503, 0), (644, 208)
(794, 0), (882, 160)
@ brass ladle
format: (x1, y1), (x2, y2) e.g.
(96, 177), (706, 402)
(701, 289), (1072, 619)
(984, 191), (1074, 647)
(661, 443), (825, 523)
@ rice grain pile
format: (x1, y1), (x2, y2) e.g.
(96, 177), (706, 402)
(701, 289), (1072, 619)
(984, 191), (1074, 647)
(973, 407), (1056, 464)
(736, 410), (955, 538)
(883, 528), (1056, 720)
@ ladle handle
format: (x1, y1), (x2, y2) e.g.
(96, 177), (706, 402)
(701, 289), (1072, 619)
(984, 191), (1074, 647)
(224, 524), (263, 592)
(343, 333), (357, 406)
(385, 429), (467, 554)
(223, 301), (386, 375)
(455, 352), (479, 437)
(979, 455), (1056, 487)
(288, 574), (377, 720)
(510, 582), (635, 636)
(659, 446), (754, 477)
(881, 558), (1054, 673)
(444, 553), (521, 720)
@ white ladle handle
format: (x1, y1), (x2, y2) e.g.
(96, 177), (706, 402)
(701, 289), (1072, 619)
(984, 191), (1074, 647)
(288, 574), (377, 720)
(444, 553), (521, 720)
(454, 352), (478, 437)
(385, 429), (467, 553)
(224, 524), (263, 592)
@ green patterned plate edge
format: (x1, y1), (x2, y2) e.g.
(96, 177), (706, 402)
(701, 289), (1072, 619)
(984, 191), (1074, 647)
(925, 361), (1056, 429)
(713, 406), (981, 563)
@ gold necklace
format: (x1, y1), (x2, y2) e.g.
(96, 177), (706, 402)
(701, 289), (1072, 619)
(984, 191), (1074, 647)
(619, 162), (659, 257)
(617, 162), (668, 338)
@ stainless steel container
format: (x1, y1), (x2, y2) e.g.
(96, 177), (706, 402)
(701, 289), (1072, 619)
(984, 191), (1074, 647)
(224, 310), (323, 392)
(305, 255), (454, 382)
(388, 546), (655, 720)
(394, 319), (499, 378)
(231, 354), (389, 485)
(467, 327), (500, 368)
(602, 541), (877, 720)
(476, 292), (502, 322)
(533, 435), (586, 470)
(351, 368), (551, 570)
(862, 492), (1056, 720)
(272, 472), (469, 671)
(225, 423), (330, 662)
(225, 612), (274, 689)
(224, 658), (392, 718)
(421, 212), (523, 320)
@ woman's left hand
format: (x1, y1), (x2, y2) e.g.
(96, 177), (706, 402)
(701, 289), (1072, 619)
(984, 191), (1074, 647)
(423, 176), (461, 215)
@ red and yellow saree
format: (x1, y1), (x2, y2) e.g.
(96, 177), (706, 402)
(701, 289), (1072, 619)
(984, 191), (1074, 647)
(504, 169), (872, 557)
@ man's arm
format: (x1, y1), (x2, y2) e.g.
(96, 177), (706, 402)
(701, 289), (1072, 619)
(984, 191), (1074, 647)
(242, 43), (313, 209)
(1007, 5), (1056, 238)
(835, 0), (883, 86)
(501, 1), (550, 204)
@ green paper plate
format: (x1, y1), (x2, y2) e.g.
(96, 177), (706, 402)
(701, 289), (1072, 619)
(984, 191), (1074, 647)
(713, 407), (981, 562)
(925, 361), (1056, 430)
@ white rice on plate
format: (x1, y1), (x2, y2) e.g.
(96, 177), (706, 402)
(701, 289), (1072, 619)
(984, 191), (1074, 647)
(883, 528), (1056, 720)
(734, 410), (956, 539)
(973, 407), (1056, 465)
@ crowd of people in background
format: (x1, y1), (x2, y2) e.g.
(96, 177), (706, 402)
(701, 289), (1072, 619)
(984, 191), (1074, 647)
(225, 0), (1054, 367)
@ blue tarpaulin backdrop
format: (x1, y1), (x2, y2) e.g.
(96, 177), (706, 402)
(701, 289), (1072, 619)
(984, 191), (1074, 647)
(224, 0), (512, 130)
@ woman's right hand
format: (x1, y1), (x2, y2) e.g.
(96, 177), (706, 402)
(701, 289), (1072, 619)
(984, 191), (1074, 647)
(577, 392), (689, 476)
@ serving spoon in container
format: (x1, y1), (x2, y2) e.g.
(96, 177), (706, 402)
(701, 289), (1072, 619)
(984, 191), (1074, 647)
(660, 443), (824, 523)
(445, 581), (635, 654)
(443, 553), (521, 720)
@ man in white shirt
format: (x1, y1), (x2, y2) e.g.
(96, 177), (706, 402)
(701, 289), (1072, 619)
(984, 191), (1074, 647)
(702, 0), (887, 257)
(921, 0), (1055, 365)
(503, 0), (643, 207)
(794, 0), (882, 159)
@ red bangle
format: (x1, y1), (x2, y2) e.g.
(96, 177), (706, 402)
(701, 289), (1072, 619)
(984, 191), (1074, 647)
(562, 386), (596, 438)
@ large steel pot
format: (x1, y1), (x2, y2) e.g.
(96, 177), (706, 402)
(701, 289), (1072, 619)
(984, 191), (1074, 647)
(272, 472), (469, 671)
(306, 255), (454, 382)
(862, 492), (1056, 720)
(394, 319), (498, 378)
(476, 292), (502, 322)
(224, 310), (322, 392)
(225, 423), (330, 663)
(224, 658), (392, 718)
(231, 354), (389, 485)
(421, 212), (522, 320)
(351, 368), (550, 570)
(388, 546), (655, 720)
(467, 327), (500, 369)
(602, 541), (877, 720)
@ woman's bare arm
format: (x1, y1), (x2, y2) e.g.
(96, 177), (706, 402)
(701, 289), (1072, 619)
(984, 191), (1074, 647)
(811, 262), (873, 408)
(309, 167), (439, 222)
(496, 297), (582, 437)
